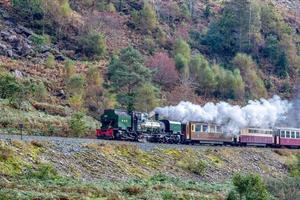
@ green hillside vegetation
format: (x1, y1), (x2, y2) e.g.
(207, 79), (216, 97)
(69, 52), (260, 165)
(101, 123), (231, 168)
(0, 0), (298, 135)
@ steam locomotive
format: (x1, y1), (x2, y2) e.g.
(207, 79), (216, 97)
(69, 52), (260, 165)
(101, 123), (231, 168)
(96, 109), (300, 148)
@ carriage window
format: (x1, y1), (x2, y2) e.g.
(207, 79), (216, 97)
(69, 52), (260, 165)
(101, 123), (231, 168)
(210, 126), (216, 133)
(249, 129), (256, 134)
(286, 131), (291, 138)
(217, 126), (222, 133)
(203, 125), (208, 132)
(291, 131), (295, 138)
(296, 132), (300, 138)
(280, 131), (285, 137)
(191, 124), (195, 132)
(195, 124), (201, 132)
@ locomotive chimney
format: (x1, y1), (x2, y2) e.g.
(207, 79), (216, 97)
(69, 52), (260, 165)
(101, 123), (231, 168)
(155, 113), (159, 121)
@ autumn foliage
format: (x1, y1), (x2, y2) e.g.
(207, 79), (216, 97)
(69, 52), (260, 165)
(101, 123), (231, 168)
(147, 52), (179, 89)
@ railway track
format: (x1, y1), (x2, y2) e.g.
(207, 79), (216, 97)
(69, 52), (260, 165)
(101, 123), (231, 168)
(1, 134), (299, 151)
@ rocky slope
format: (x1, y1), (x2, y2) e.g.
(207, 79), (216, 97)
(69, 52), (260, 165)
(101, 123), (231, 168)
(0, 138), (299, 199)
(0, 138), (297, 182)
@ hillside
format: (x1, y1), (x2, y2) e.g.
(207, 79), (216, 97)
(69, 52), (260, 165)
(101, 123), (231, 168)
(0, 0), (299, 136)
(0, 138), (299, 199)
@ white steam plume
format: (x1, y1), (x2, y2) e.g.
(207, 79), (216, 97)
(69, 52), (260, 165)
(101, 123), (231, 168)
(154, 95), (291, 134)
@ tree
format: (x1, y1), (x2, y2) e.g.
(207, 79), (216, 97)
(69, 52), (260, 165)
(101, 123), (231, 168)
(137, 1), (157, 33)
(276, 52), (289, 78)
(173, 38), (191, 61)
(85, 65), (104, 114)
(232, 69), (245, 99)
(173, 39), (191, 78)
(69, 112), (87, 137)
(260, 3), (292, 38)
(147, 52), (179, 89)
(189, 54), (217, 96)
(108, 46), (152, 111)
(203, 0), (262, 59)
(166, 78), (198, 105)
(134, 83), (160, 112)
(175, 54), (189, 78)
(79, 31), (107, 59)
(227, 173), (270, 200)
(212, 64), (245, 100)
(232, 53), (266, 99)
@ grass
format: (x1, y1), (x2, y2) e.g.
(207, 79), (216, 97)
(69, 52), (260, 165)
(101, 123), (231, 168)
(0, 99), (98, 137)
(0, 140), (231, 199)
(0, 167), (231, 200)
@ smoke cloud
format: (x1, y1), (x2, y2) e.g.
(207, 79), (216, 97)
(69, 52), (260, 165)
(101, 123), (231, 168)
(154, 95), (291, 134)
(277, 91), (300, 128)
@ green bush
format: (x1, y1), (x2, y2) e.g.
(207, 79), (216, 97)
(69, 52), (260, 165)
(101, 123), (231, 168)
(12, 0), (44, 20)
(64, 59), (76, 80)
(186, 160), (207, 176)
(135, 1), (158, 33)
(44, 54), (55, 68)
(266, 177), (300, 200)
(289, 153), (300, 177)
(66, 74), (86, 96)
(29, 34), (51, 46)
(69, 112), (87, 137)
(25, 163), (59, 180)
(0, 73), (33, 107)
(79, 32), (107, 59)
(33, 81), (47, 101)
(227, 173), (270, 200)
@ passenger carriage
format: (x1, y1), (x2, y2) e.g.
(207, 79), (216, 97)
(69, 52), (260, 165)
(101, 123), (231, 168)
(183, 122), (235, 144)
(239, 128), (274, 146)
(275, 127), (300, 148)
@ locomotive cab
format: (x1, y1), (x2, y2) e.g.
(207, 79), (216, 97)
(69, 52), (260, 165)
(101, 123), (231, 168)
(97, 109), (132, 139)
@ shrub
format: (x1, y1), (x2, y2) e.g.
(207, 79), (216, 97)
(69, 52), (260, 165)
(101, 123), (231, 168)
(33, 81), (47, 101)
(69, 94), (84, 111)
(186, 160), (207, 176)
(79, 32), (107, 59)
(0, 73), (31, 106)
(11, 0), (44, 20)
(64, 59), (76, 79)
(266, 177), (300, 200)
(123, 185), (144, 195)
(25, 163), (59, 180)
(227, 173), (270, 200)
(0, 146), (13, 161)
(29, 34), (51, 46)
(66, 74), (86, 96)
(86, 65), (102, 87)
(44, 54), (55, 68)
(289, 152), (300, 177)
(138, 1), (157, 33)
(69, 112), (87, 137)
